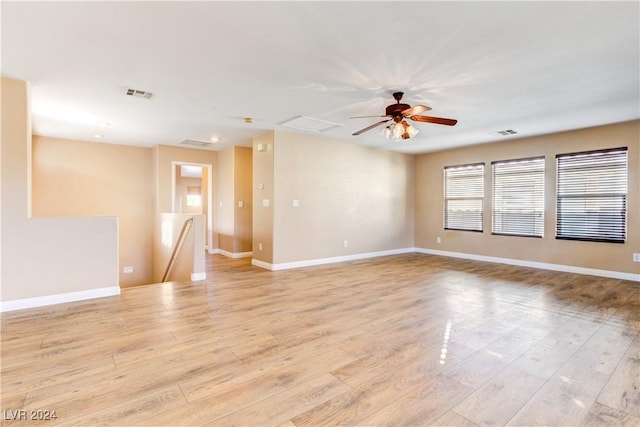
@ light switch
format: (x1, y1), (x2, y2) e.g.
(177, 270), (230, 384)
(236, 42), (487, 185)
(292, 199), (299, 208)
(238, 200), (244, 208)
(262, 199), (270, 207)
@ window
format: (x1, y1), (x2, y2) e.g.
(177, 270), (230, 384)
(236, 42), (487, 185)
(492, 157), (545, 237)
(556, 147), (627, 243)
(186, 195), (201, 207)
(186, 186), (202, 207)
(444, 163), (484, 231)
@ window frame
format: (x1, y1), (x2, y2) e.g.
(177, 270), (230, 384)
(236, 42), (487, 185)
(555, 147), (627, 244)
(491, 156), (545, 238)
(443, 162), (485, 232)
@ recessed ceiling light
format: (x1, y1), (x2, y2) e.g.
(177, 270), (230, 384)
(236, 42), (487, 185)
(210, 136), (221, 143)
(93, 134), (103, 139)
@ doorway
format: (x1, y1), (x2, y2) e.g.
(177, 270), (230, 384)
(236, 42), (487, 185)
(171, 161), (214, 253)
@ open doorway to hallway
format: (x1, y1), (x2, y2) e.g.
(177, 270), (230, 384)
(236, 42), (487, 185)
(171, 162), (214, 253)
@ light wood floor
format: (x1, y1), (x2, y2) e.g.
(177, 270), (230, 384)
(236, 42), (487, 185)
(2, 253), (639, 426)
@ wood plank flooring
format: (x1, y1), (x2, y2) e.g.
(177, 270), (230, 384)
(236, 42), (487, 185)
(1, 253), (639, 426)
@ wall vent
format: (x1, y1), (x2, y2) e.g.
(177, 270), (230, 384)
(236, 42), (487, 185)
(178, 139), (214, 148)
(126, 88), (153, 99)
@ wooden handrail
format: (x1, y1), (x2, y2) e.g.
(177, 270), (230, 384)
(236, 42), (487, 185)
(162, 217), (194, 282)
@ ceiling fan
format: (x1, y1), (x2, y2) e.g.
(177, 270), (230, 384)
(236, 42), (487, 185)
(351, 92), (457, 140)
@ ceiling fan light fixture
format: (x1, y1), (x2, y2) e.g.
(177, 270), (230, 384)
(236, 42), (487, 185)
(392, 123), (404, 140)
(403, 121), (419, 139)
(382, 125), (392, 138)
(385, 120), (419, 141)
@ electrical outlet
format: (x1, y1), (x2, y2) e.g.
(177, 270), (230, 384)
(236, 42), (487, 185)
(343, 240), (349, 248)
(123, 266), (133, 274)
(258, 243), (263, 251)
(436, 236), (442, 244)
(633, 253), (640, 263)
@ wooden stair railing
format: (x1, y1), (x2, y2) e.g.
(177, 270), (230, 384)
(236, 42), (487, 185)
(162, 217), (193, 282)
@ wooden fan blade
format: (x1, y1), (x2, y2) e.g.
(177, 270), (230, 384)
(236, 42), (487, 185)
(350, 115), (391, 119)
(410, 115), (457, 126)
(352, 119), (391, 136)
(401, 105), (431, 116)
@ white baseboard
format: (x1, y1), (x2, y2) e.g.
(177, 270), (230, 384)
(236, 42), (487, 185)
(251, 259), (273, 270)
(4, 249), (631, 313)
(251, 248), (414, 271)
(208, 248), (219, 255)
(251, 246), (638, 281)
(190, 272), (206, 281)
(0, 286), (121, 313)
(218, 249), (253, 259)
(414, 247), (640, 282)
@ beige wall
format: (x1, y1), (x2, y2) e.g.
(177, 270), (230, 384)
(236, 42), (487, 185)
(234, 146), (253, 253)
(415, 120), (640, 275)
(1, 77), (118, 305)
(216, 147), (235, 252)
(32, 136), (153, 287)
(201, 166), (209, 248)
(269, 130), (415, 265)
(253, 131), (275, 263)
(216, 146), (253, 254)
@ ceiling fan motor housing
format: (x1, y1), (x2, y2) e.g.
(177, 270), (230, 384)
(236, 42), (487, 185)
(386, 103), (411, 120)
(387, 91), (409, 121)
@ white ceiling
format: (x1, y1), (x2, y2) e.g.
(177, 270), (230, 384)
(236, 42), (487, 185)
(2, 1), (639, 154)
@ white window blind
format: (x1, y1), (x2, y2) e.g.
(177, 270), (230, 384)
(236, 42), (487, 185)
(492, 157), (545, 237)
(444, 163), (484, 232)
(556, 147), (627, 243)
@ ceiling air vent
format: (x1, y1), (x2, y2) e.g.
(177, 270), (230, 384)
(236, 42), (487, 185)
(178, 139), (214, 148)
(491, 129), (518, 136)
(125, 88), (153, 99)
